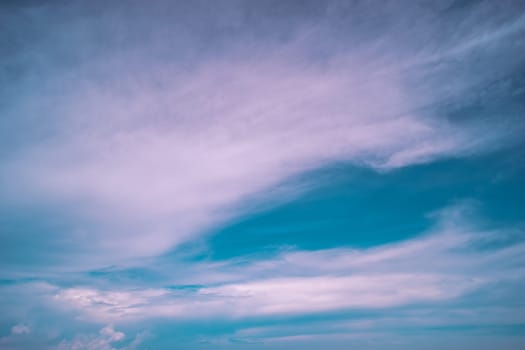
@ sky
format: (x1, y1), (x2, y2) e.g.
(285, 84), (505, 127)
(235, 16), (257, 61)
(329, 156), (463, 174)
(0, 0), (525, 349)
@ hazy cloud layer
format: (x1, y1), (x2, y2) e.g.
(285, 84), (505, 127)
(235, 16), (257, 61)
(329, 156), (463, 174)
(1, 1), (524, 349)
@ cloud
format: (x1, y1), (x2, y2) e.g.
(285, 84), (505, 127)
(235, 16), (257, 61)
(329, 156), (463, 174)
(54, 273), (477, 321)
(199, 273), (476, 316)
(11, 324), (30, 336)
(56, 326), (123, 350)
(0, 323), (33, 349)
(1, 2), (524, 347)
(2, 4), (521, 266)
(99, 325), (125, 343)
(4, 57), (453, 235)
(46, 204), (524, 322)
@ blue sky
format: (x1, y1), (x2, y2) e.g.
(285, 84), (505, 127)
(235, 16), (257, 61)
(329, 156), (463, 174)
(1, 1), (525, 349)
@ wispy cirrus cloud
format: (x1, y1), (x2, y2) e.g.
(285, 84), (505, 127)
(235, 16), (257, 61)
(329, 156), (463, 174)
(2, 1), (522, 267)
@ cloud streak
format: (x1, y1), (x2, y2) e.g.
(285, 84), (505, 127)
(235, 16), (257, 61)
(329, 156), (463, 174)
(40, 205), (523, 322)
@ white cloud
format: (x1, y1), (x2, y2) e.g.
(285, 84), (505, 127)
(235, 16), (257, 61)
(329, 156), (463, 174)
(11, 324), (31, 335)
(0, 323), (32, 349)
(99, 325), (125, 343)
(2, 53), (502, 265)
(50, 205), (525, 322)
(56, 325), (130, 350)
(54, 273), (477, 321)
(2, 1), (521, 269)
(1, 2), (524, 348)
(54, 288), (169, 321)
(199, 273), (476, 316)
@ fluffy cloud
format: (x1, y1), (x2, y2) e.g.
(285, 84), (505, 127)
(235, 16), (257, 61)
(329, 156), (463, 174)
(56, 325), (127, 350)
(10, 324), (30, 336)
